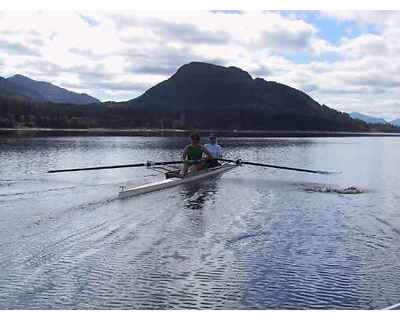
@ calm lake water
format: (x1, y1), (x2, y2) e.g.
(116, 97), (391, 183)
(0, 133), (399, 309)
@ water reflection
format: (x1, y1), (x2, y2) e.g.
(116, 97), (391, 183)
(179, 180), (219, 210)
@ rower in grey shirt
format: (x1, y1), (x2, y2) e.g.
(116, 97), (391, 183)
(204, 134), (223, 167)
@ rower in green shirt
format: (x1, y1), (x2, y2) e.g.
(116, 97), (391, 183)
(181, 132), (212, 175)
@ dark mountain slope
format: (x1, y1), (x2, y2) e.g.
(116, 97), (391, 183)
(0, 76), (46, 102)
(123, 62), (366, 131)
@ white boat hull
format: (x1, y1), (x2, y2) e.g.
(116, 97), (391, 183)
(118, 163), (237, 198)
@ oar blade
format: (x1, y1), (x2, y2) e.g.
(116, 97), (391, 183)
(316, 170), (342, 175)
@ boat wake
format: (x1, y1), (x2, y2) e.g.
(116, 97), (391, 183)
(0, 185), (77, 198)
(300, 183), (364, 194)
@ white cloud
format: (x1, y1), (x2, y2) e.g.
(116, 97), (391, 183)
(336, 33), (388, 58)
(0, 39), (41, 56)
(255, 18), (318, 53)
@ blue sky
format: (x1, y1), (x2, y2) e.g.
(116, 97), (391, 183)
(283, 11), (377, 43)
(0, 11), (399, 119)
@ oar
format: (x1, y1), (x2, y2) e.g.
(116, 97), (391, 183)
(218, 158), (340, 175)
(47, 160), (186, 173)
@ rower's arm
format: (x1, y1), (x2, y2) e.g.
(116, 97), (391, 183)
(202, 145), (213, 159)
(182, 146), (188, 160)
(217, 145), (223, 158)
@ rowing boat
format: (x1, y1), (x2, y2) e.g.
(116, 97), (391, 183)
(118, 163), (237, 198)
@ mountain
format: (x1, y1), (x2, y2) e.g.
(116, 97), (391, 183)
(389, 119), (400, 127)
(122, 62), (367, 131)
(350, 112), (388, 125)
(5, 74), (100, 105)
(0, 76), (46, 102)
(1, 62), (377, 131)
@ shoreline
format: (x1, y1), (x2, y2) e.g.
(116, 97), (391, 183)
(1, 127), (400, 137)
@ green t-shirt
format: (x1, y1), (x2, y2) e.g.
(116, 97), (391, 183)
(186, 145), (203, 161)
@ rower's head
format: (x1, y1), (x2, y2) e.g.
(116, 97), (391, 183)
(190, 132), (200, 145)
(209, 134), (217, 145)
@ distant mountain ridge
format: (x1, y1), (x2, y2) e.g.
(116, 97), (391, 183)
(0, 74), (99, 105)
(390, 119), (400, 127)
(350, 112), (388, 125)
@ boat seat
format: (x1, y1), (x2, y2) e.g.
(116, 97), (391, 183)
(165, 170), (181, 179)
